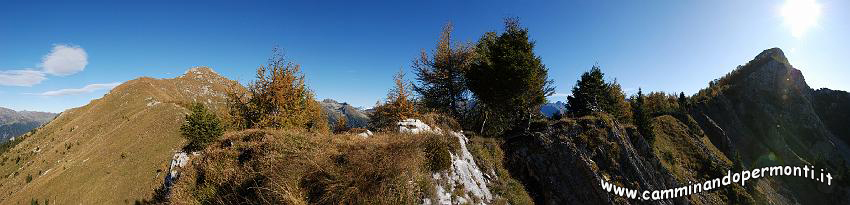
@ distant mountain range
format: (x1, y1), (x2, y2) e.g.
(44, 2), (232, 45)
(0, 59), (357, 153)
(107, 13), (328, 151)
(319, 99), (370, 128)
(0, 107), (55, 141)
(540, 101), (566, 118)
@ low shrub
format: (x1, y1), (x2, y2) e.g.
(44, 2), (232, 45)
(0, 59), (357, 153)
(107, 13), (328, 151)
(180, 103), (224, 152)
(368, 69), (418, 132)
(421, 132), (460, 172)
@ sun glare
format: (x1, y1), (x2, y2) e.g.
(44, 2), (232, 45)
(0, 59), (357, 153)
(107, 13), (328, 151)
(781, 0), (821, 38)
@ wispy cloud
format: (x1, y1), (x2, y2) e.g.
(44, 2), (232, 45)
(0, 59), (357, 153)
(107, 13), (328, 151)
(551, 93), (570, 97)
(0, 44), (88, 87)
(0, 70), (47, 86)
(35, 82), (121, 96)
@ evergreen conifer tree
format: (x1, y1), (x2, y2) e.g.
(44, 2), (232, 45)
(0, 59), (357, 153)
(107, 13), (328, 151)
(465, 18), (554, 135)
(566, 65), (631, 122)
(678, 91), (688, 112)
(181, 103), (223, 152)
(633, 88), (652, 141)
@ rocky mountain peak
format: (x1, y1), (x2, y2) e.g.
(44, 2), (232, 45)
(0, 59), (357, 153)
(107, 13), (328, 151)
(695, 47), (846, 192)
(716, 47), (809, 99)
(753, 47), (787, 63)
(745, 47), (792, 75)
(179, 66), (226, 82)
(184, 66), (217, 75)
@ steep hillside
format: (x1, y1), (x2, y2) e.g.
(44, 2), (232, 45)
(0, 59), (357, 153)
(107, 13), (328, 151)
(691, 48), (850, 204)
(0, 67), (242, 204)
(503, 48), (850, 204)
(813, 88), (850, 144)
(502, 113), (757, 204)
(0, 107), (56, 141)
(647, 115), (755, 204)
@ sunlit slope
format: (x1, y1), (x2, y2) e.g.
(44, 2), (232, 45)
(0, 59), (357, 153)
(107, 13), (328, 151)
(0, 67), (241, 204)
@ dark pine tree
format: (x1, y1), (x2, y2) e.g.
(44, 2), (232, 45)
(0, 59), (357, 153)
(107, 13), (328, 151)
(678, 91), (688, 112)
(181, 103), (224, 152)
(566, 65), (608, 117)
(633, 88), (652, 141)
(465, 18), (554, 135)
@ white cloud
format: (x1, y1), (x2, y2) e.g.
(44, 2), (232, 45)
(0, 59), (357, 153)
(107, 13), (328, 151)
(40, 44), (88, 76)
(0, 70), (47, 86)
(36, 82), (121, 96)
(1, 44), (89, 87)
(551, 93), (570, 97)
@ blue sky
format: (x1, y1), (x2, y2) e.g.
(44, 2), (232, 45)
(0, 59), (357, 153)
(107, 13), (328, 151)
(1, 0), (848, 113)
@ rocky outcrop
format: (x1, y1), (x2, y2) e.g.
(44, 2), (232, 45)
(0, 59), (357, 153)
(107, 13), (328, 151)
(691, 48), (850, 204)
(689, 112), (738, 157)
(399, 119), (441, 134)
(503, 115), (677, 205)
(165, 152), (190, 189)
(399, 118), (496, 205)
(500, 48), (850, 205)
(426, 131), (495, 205)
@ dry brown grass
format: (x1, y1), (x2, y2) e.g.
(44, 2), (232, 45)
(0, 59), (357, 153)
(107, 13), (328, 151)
(168, 128), (466, 204)
(419, 113), (461, 132)
(0, 67), (242, 204)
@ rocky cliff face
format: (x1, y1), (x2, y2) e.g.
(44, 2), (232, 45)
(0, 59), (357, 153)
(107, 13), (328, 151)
(504, 115), (677, 205)
(690, 48), (850, 204)
(503, 114), (765, 205)
(692, 48), (835, 164)
(505, 48), (850, 204)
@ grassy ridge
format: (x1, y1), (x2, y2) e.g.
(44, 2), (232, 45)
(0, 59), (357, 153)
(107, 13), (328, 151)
(0, 67), (242, 204)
